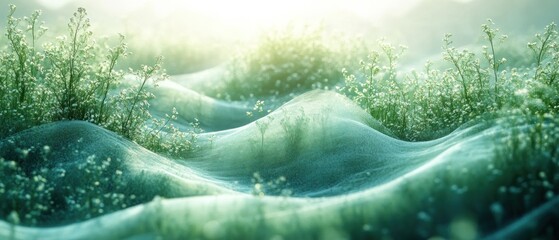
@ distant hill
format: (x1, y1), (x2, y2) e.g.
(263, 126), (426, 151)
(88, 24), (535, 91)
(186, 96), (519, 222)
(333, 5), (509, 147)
(2, 0), (557, 66)
(381, 0), (559, 60)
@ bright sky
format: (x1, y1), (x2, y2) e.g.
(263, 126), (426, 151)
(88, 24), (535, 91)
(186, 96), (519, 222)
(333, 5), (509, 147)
(34, 0), (474, 39)
(36, 0), (427, 24)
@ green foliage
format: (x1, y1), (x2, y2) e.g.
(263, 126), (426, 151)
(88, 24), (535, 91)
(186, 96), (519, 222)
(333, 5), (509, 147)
(0, 5), (48, 135)
(255, 116), (273, 156)
(217, 26), (345, 101)
(0, 157), (54, 226)
(42, 8), (99, 120)
(481, 19), (508, 102)
(529, 22), (559, 86)
(96, 34), (127, 124)
(280, 108), (309, 160)
(0, 152), (160, 226)
(341, 41), (410, 136)
(0, 5), (195, 156)
(105, 56), (166, 139)
(136, 107), (200, 157)
(342, 21), (559, 140)
(251, 172), (291, 197)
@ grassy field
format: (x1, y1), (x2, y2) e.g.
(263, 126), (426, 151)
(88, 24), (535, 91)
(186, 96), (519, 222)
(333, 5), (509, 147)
(1, 3), (558, 239)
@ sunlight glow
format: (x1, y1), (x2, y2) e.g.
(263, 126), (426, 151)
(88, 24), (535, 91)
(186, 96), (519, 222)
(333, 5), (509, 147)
(150, 0), (424, 25)
(36, 0), (424, 28)
(36, 0), (73, 9)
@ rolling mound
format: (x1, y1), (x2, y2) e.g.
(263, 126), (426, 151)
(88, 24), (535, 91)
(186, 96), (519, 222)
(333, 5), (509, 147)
(2, 88), (557, 239)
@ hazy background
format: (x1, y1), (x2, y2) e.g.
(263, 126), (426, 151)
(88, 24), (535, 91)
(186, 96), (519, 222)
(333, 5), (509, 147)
(2, 0), (558, 73)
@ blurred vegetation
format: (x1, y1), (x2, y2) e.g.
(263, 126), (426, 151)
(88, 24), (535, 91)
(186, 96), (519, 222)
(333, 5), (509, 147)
(120, 34), (224, 75)
(210, 26), (365, 101)
(0, 146), (185, 226)
(336, 114), (559, 240)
